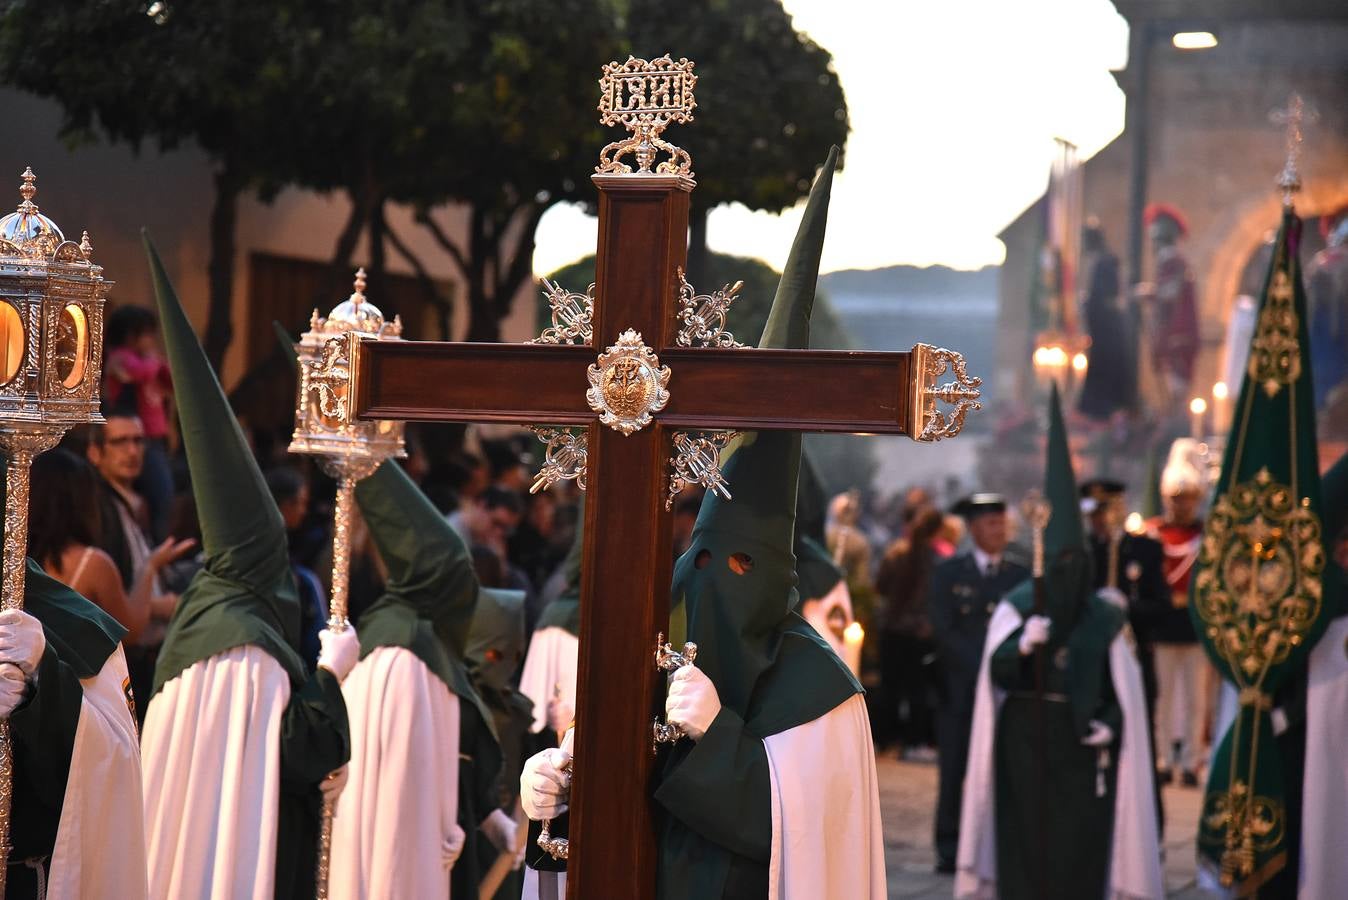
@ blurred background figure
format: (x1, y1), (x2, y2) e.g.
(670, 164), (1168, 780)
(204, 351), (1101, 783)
(266, 466), (328, 664)
(1076, 219), (1135, 423)
(103, 304), (175, 542)
(876, 504), (944, 761)
(1144, 439), (1209, 787)
(925, 494), (1026, 873)
(1139, 203), (1199, 411)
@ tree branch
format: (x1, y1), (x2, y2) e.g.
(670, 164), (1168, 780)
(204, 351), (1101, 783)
(495, 200), (554, 319)
(415, 210), (470, 280)
(385, 220), (455, 339)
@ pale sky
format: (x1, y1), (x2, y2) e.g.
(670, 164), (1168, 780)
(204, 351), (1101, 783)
(533, 0), (1130, 276)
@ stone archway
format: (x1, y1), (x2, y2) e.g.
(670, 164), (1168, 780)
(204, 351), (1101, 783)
(1191, 175), (1348, 391)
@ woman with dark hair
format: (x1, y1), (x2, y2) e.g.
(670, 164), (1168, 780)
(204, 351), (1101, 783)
(28, 448), (192, 645)
(876, 504), (945, 757)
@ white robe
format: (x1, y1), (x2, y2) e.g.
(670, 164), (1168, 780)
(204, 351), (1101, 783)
(955, 601), (1164, 900)
(764, 692), (886, 899)
(523, 694), (886, 900)
(141, 645), (290, 900)
(329, 646), (461, 900)
(518, 627), (578, 734)
(1299, 615), (1348, 899)
(44, 645), (148, 900)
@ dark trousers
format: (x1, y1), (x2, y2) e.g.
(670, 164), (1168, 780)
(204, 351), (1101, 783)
(880, 631), (936, 749)
(933, 686), (974, 863)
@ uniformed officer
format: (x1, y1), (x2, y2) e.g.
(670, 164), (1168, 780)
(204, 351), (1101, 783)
(927, 494), (1028, 873)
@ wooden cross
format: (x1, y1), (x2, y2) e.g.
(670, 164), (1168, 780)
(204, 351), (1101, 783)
(326, 55), (981, 898)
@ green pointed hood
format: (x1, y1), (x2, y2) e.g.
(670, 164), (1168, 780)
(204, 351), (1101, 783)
(355, 460), (476, 672)
(466, 586), (527, 693)
(793, 449), (842, 606)
(354, 459), (498, 746)
(1004, 382), (1093, 626)
(145, 234), (305, 694)
(535, 497), (583, 636)
(670, 147), (858, 724)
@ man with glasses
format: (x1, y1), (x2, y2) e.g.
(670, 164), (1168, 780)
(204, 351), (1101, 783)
(84, 409), (177, 715)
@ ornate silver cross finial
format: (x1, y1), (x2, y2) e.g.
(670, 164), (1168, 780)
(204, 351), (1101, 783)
(675, 267), (747, 348)
(596, 55), (697, 178)
(909, 343), (983, 442)
(1270, 93), (1318, 208)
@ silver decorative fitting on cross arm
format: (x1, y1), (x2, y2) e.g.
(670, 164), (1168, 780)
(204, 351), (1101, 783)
(908, 343), (983, 442)
(675, 267), (746, 348)
(528, 426), (589, 494)
(532, 279), (594, 345)
(666, 430), (736, 510)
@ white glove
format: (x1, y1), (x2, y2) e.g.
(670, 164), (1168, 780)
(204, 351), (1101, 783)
(0, 609), (46, 677)
(317, 626), (360, 681)
(481, 807), (517, 853)
(320, 765), (348, 806)
(1097, 586), (1128, 611)
(1082, 719), (1114, 747)
(442, 823), (466, 870)
(520, 747), (572, 820)
(0, 664), (26, 718)
(1018, 615), (1052, 656)
(665, 664), (721, 743)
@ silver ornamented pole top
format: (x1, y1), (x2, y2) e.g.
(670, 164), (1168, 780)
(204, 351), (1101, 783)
(1270, 93), (1318, 209)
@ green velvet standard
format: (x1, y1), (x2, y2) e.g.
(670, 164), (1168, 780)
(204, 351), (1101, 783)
(144, 235), (349, 899)
(655, 146), (862, 900)
(6, 561), (124, 899)
(987, 384), (1124, 900)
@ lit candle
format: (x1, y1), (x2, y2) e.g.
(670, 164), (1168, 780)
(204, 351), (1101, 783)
(1189, 396), (1208, 440)
(1124, 511), (1144, 534)
(1212, 381), (1229, 434)
(842, 621), (864, 677)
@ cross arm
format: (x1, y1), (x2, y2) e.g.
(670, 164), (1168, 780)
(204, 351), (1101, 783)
(349, 339), (595, 424)
(658, 344), (976, 438)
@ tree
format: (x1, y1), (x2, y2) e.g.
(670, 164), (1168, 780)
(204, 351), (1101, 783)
(0, 1), (325, 369)
(626, 0), (849, 284)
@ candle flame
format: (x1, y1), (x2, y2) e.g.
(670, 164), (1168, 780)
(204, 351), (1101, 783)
(843, 622), (864, 644)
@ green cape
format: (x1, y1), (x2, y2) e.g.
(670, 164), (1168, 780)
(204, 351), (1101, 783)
(669, 145), (859, 731)
(534, 498), (583, 636)
(353, 459), (498, 743)
(146, 234), (306, 695)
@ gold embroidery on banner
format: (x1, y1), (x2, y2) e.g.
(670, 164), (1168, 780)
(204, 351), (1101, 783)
(1247, 269), (1302, 398)
(1200, 779), (1285, 886)
(1193, 468), (1324, 678)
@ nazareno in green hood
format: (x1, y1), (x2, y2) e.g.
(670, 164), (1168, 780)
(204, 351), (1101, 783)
(669, 146), (860, 730)
(1003, 381), (1094, 627)
(145, 233), (306, 695)
(353, 459), (498, 740)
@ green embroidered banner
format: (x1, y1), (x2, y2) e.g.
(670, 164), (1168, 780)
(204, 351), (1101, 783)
(1190, 211), (1341, 893)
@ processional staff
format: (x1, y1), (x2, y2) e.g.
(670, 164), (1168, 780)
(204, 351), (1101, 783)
(284, 269), (406, 900)
(0, 168), (109, 895)
(1019, 488), (1052, 900)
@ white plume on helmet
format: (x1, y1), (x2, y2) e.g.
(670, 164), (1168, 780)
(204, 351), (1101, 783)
(1161, 437), (1208, 497)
